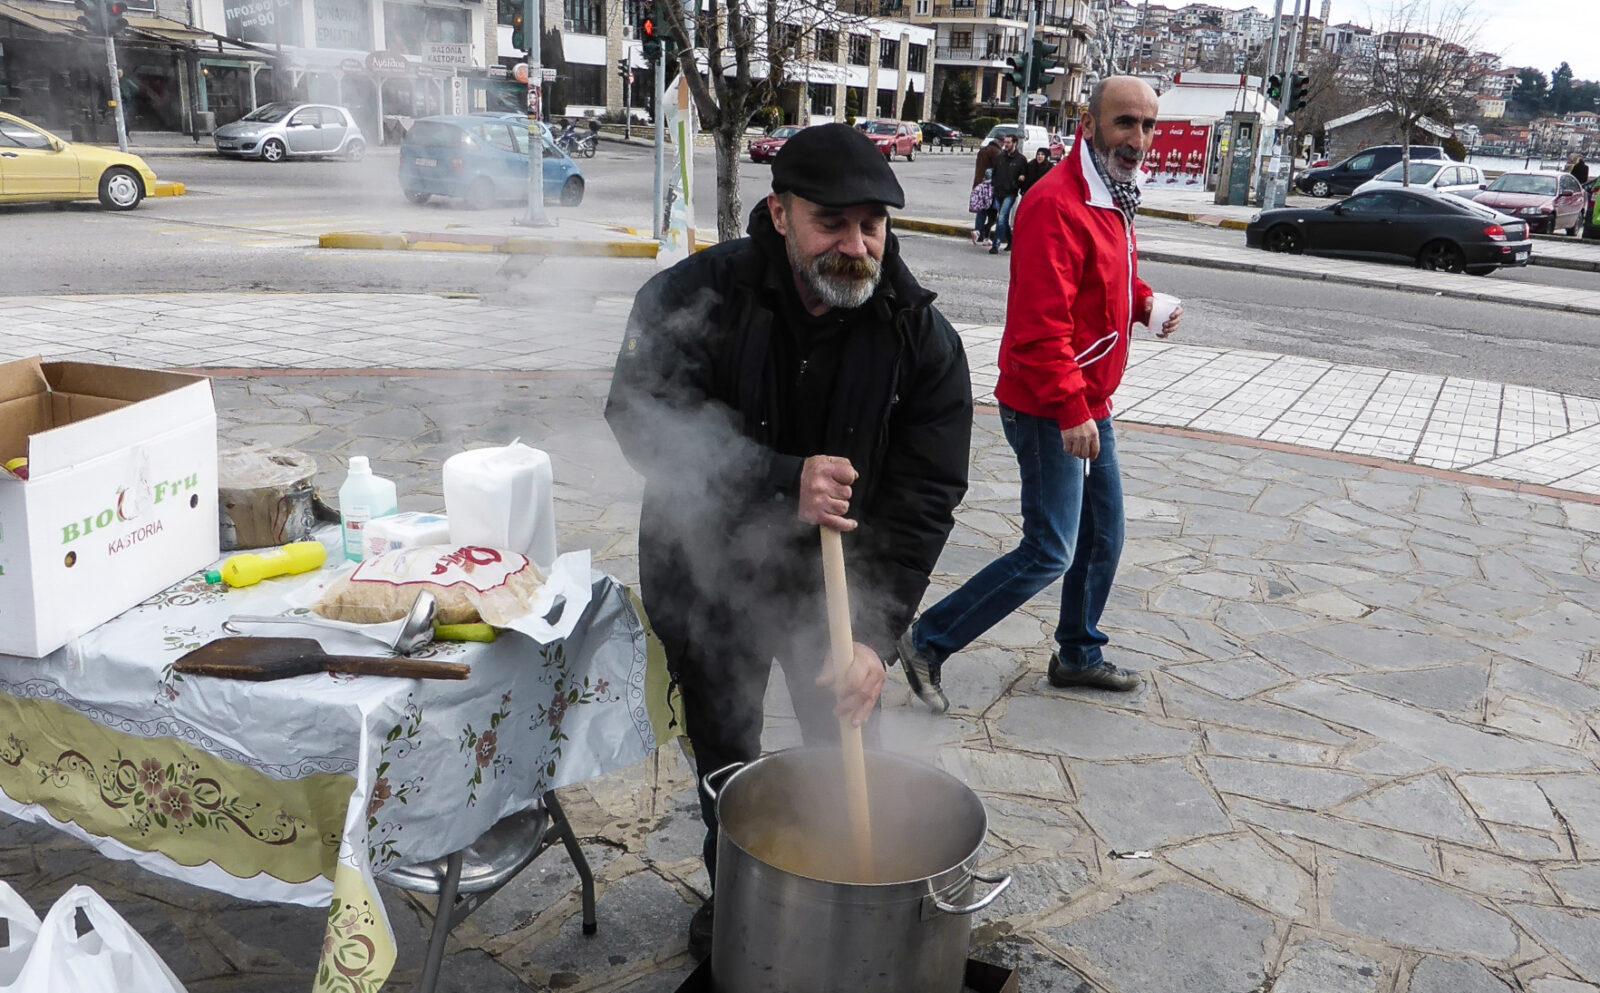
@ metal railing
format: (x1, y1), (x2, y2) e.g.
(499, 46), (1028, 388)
(936, 45), (1012, 61)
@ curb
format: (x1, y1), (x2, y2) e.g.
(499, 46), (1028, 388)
(318, 230), (658, 258)
(1137, 247), (1600, 316)
(152, 181), (186, 198)
(1136, 205), (1251, 231)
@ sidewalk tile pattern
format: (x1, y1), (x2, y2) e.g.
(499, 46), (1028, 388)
(2, 291), (1599, 496)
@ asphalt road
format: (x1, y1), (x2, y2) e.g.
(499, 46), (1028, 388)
(3, 140), (1597, 395)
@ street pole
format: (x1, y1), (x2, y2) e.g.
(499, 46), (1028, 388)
(1276, 0), (1304, 205)
(652, 53), (665, 240)
(1017, 0), (1037, 127)
(104, 35), (128, 153)
(521, 0), (549, 226)
(1252, 0), (1285, 205)
(624, 65), (632, 141)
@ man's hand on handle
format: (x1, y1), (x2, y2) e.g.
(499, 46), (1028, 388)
(816, 641), (887, 728)
(1062, 420), (1101, 461)
(799, 456), (858, 532)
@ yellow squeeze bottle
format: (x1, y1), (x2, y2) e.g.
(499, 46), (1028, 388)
(217, 541), (328, 588)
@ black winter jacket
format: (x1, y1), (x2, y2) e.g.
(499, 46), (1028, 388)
(605, 204), (973, 658)
(991, 149), (1028, 198)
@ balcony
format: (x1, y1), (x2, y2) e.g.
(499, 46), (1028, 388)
(936, 45), (1014, 65)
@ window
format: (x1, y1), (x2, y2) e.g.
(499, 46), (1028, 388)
(879, 37), (899, 66)
(1345, 153), (1376, 172)
(0, 121), (51, 149)
(384, 2), (469, 54)
(774, 21), (799, 55)
(815, 29), (839, 61)
(475, 123), (518, 153)
(1561, 175), (1582, 194)
(950, 30), (972, 49)
(288, 107), (323, 127)
(565, 0), (602, 35)
(564, 62), (606, 106)
(1341, 191), (1407, 213)
(848, 34), (870, 65)
(915, 0), (929, 12)
(810, 87), (833, 116)
(497, 0), (520, 26)
(907, 44), (927, 72)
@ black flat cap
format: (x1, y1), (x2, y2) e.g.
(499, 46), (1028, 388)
(771, 123), (906, 209)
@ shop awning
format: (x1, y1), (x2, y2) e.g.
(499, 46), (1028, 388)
(0, 2), (269, 58)
(0, 1), (76, 35)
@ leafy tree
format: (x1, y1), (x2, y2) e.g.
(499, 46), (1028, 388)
(1549, 61), (1574, 114)
(1511, 67), (1547, 116)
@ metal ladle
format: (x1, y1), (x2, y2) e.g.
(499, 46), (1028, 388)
(224, 591), (439, 656)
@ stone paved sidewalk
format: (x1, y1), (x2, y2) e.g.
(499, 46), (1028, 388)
(4, 290), (1599, 497)
(5, 371), (1600, 993)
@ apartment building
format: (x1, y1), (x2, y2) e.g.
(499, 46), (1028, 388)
(881, 0), (1100, 129)
(489, 0), (932, 125)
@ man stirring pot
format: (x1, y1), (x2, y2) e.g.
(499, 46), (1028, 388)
(605, 123), (973, 960)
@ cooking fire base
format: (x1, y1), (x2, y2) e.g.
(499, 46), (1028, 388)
(672, 957), (1020, 992)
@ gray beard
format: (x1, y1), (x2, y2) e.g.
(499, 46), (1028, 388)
(1095, 136), (1143, 183)
(789, 242), (882, 311)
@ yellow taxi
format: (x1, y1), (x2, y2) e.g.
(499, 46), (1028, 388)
(0, 112), (160, 210)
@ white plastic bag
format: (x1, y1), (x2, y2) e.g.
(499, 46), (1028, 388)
(14, 885), (187, 993)
(0, 882), (42, 991)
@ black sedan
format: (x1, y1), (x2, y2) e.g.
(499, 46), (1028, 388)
(1245, 188), (1533, 275)
(918, 121), (964, 147)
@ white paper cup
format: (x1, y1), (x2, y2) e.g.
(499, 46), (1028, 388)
(1150, 292), (1181, 332)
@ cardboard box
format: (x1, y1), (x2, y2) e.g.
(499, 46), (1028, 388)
(0, 359), (219, 658)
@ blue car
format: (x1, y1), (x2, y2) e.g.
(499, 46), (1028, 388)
(399, 114), (585, 209)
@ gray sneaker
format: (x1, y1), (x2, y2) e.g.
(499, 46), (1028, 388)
(896, 629), (950, 714)
(1047, 652), (1141, 692)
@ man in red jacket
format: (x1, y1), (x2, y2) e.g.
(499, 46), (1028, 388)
(897, 76), (1183, 711)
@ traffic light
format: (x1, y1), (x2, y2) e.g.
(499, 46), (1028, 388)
(640, 12), (660, 61)
(1292, 72), (1310, 112)
(510, 12), (525, 54)
(1029, 37), (1060, 91)
(1006, 54), (1027, 91)
(1267, 73), (1282, 101)
(74, 0), (127, 36)
(617, 58), (630, 83)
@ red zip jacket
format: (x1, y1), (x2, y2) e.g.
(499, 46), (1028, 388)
(995, 136), (1154, 428)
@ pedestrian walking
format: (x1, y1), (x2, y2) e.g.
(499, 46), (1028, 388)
(606, 123), (973, 957)
(1019, 146), (1053, 196)
(988, 135), (1027, 254)
(972, 137), (1001, 244)
(896, 76), (1184, 712)
(1572, 154), (1589, 185)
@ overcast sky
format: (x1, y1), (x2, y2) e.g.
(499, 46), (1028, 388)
(1204, 0), (1598, 81)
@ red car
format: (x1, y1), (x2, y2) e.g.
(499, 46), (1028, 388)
(861, 120), (917, 161)
(748, 125), (803, 163)
(1472, 170), (1589, 235)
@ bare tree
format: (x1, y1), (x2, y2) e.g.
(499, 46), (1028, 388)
(658, 0), (873, 241)
(1367, 0), (1485, 184)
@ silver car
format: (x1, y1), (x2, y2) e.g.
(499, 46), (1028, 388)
(213, 102), (366, 162)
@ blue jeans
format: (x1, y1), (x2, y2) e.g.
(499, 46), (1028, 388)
(913, 408), (1125, 671)
(992, 194), (1018, 248)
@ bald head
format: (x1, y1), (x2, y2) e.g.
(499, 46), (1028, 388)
(1087, 75), (1159, 121)
(1083, 75), (1159, 183)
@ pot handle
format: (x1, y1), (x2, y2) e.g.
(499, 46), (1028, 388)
(700, 762), (744, 803)
(931, 870), (1012, 916)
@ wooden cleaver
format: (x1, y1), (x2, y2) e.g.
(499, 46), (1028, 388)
(175, 637), (471, 682)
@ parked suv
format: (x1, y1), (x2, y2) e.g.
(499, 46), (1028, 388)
(1296, 145), (1449, 198)
(214, 102), (366, 162)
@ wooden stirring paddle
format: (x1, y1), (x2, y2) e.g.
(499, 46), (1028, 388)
(820, 527), (874, 880)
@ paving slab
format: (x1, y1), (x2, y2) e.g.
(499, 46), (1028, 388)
(1406, 956), (1515, 993)
(1336, 774), (1495, 847)
(1070, 759), (1233, 851)
(1045, 883), (1275, 993)
(1327, 857), (1519, 959)
(1508, 905), (1600, 982)
(1271, 938), (1385, 993)
(1201, 757), (1373, 809)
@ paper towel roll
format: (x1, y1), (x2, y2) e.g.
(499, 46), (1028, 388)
(443, 443), (557, 570)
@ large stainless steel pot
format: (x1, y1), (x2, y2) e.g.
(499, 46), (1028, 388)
(702, 747), (1010, 993)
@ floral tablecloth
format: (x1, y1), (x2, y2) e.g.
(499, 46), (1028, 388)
(0, 534), (675, 993)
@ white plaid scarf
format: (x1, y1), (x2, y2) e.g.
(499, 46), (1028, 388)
(1088, 142), (1141, 223)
